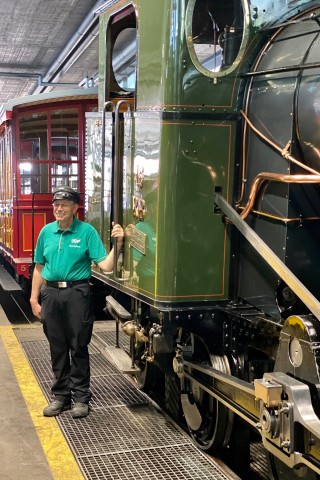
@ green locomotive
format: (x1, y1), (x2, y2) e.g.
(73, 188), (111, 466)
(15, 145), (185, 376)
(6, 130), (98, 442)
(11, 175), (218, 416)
(86, 0), (320, 478)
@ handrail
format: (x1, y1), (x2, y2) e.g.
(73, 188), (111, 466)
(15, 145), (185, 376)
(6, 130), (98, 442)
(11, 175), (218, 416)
(113, 100), (131, 281)
(31, 193), (35, 264)
(100, 101), (115, 240)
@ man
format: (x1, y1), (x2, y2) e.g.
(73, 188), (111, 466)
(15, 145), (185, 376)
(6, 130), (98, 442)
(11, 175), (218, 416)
(30, 186), (124, 419)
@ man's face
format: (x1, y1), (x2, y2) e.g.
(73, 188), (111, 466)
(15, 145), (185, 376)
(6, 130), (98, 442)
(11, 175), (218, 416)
(53, 200), (78, 222)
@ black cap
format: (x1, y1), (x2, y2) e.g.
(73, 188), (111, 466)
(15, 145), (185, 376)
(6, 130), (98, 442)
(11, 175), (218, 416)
(53, 186), (80, 204)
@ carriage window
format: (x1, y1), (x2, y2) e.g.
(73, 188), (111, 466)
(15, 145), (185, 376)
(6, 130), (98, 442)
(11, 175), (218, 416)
(186, 0), (247, 76)
(50, 108), (79, 191)
(19, 112), (48, 160)
(50, 109), (78, 160)
(51, 163), (79, 191)
(18, 107), (82, 194)
(19, 112), (49, 194)
(0, 127), (13, 203)
(112, 28), (137, 92)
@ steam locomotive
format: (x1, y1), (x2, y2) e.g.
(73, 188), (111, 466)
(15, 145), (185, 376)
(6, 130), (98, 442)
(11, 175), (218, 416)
(84, 0), (320, 478)
(2, 0), (320, 477)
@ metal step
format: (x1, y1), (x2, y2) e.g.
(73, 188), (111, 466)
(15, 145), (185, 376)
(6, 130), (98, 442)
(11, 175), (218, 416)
(104, 345), (140, 374)
(106, 295), (132, 320)
(92, 327), (138, 374)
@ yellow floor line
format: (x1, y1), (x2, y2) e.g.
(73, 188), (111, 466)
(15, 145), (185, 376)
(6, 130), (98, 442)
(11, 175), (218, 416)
(0, 326), (84, 480)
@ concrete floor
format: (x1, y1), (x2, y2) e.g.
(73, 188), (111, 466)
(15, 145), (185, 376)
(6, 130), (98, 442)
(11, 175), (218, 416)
(0, 307), (54, 479)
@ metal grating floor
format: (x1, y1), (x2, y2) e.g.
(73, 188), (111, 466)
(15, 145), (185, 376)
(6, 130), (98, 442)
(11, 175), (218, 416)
(92, 329), (130, 352)
(20, 330), (235, 480)
(250, 442), (269, 480)
(80, 446), (230, 480)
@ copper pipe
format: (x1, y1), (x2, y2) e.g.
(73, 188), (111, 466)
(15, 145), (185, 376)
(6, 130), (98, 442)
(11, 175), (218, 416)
(237, 26), (284, 206)
(240, 110), (320, 176)
(241, 172), (320, 220)
(238, 7), (320, 205)
(239, 207), (320, 223)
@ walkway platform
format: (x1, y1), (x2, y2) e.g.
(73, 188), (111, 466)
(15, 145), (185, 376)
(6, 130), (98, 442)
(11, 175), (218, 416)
(0, 309), (240, 480)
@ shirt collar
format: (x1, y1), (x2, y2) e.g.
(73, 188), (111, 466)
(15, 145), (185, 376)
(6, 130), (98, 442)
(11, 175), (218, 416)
(54, 217), (80, 233)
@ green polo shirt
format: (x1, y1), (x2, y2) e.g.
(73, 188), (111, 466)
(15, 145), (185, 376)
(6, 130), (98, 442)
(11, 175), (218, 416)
(34, 217), (107, 281)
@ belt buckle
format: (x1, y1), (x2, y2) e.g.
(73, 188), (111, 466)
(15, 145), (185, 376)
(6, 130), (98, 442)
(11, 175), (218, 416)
(58, 281), (67, 288)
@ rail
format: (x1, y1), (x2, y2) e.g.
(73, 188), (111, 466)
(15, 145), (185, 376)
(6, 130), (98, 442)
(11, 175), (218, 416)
(100, 101), (115, 240)
(113, 100), (131, 282)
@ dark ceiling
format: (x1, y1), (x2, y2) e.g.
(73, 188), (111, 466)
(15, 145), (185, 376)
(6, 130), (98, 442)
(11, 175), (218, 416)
(0, 0), (106, 105)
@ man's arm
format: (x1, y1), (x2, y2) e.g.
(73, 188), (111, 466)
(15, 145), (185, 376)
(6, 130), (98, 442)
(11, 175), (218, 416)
(30, 263), (44, 319)
(97, 248), (115, 272)
(97, 223), (124, 272)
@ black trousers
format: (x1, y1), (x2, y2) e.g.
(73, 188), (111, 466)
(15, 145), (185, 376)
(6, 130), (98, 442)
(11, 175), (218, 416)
(41, 283), (94, 404)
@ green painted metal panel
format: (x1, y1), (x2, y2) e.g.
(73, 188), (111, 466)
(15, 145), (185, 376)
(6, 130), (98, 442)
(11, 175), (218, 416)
(155, 121), (232, 300)
(121, 115), (233, 303)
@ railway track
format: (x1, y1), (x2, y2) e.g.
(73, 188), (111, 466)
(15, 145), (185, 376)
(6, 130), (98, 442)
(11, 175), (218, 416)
(0, 287), (38, 325)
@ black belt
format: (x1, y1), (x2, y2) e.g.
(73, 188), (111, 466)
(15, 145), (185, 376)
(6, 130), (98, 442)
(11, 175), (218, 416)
(43, 279), (89, 288)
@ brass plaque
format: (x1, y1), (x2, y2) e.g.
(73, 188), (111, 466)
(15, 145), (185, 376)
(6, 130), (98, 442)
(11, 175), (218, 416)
(130, 225), (147, 255)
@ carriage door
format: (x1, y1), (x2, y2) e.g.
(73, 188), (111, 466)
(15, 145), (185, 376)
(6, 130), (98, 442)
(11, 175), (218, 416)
(86, 5), (137, 279)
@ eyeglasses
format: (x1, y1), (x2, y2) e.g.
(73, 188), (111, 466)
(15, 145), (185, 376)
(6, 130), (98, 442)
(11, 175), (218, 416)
(52, 202), (75, 209)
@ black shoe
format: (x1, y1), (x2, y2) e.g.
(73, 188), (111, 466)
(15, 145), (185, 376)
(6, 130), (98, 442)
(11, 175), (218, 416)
(43, 399), (71, 417)
(71, 403), (89, 418)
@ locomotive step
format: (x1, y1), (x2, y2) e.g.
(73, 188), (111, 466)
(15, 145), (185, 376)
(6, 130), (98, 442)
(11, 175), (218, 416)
(92, 327), (139, 375)
(104, 344), (140, 374)
(105, 295), (132, 321)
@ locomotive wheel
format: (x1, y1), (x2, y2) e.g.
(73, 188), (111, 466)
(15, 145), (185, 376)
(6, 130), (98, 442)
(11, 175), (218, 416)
(182, 334), (233, 452)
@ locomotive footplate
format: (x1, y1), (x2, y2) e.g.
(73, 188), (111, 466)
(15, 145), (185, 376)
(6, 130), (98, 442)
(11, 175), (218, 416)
(174, 314), (320, 476)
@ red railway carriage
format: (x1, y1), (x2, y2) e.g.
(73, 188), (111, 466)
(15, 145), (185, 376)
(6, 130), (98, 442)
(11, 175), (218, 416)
(0, 88), (97, 287)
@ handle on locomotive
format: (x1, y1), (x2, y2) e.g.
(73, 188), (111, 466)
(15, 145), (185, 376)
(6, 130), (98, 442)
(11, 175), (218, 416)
(113, 100), (132, 281)
(100, 101), (115, 240)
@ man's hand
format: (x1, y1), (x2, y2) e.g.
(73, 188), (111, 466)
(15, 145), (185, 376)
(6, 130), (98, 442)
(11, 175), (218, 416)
(111, 222), (124, 247)
(98, 223), (125, 272)
(30, 298), (41, 320)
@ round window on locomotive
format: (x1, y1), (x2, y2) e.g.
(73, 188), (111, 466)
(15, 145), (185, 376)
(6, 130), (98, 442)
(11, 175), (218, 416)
(186, 0), (249, 77)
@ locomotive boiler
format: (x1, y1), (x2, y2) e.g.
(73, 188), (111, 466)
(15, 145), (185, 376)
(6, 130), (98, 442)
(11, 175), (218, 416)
(85, 0), (320, 478)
